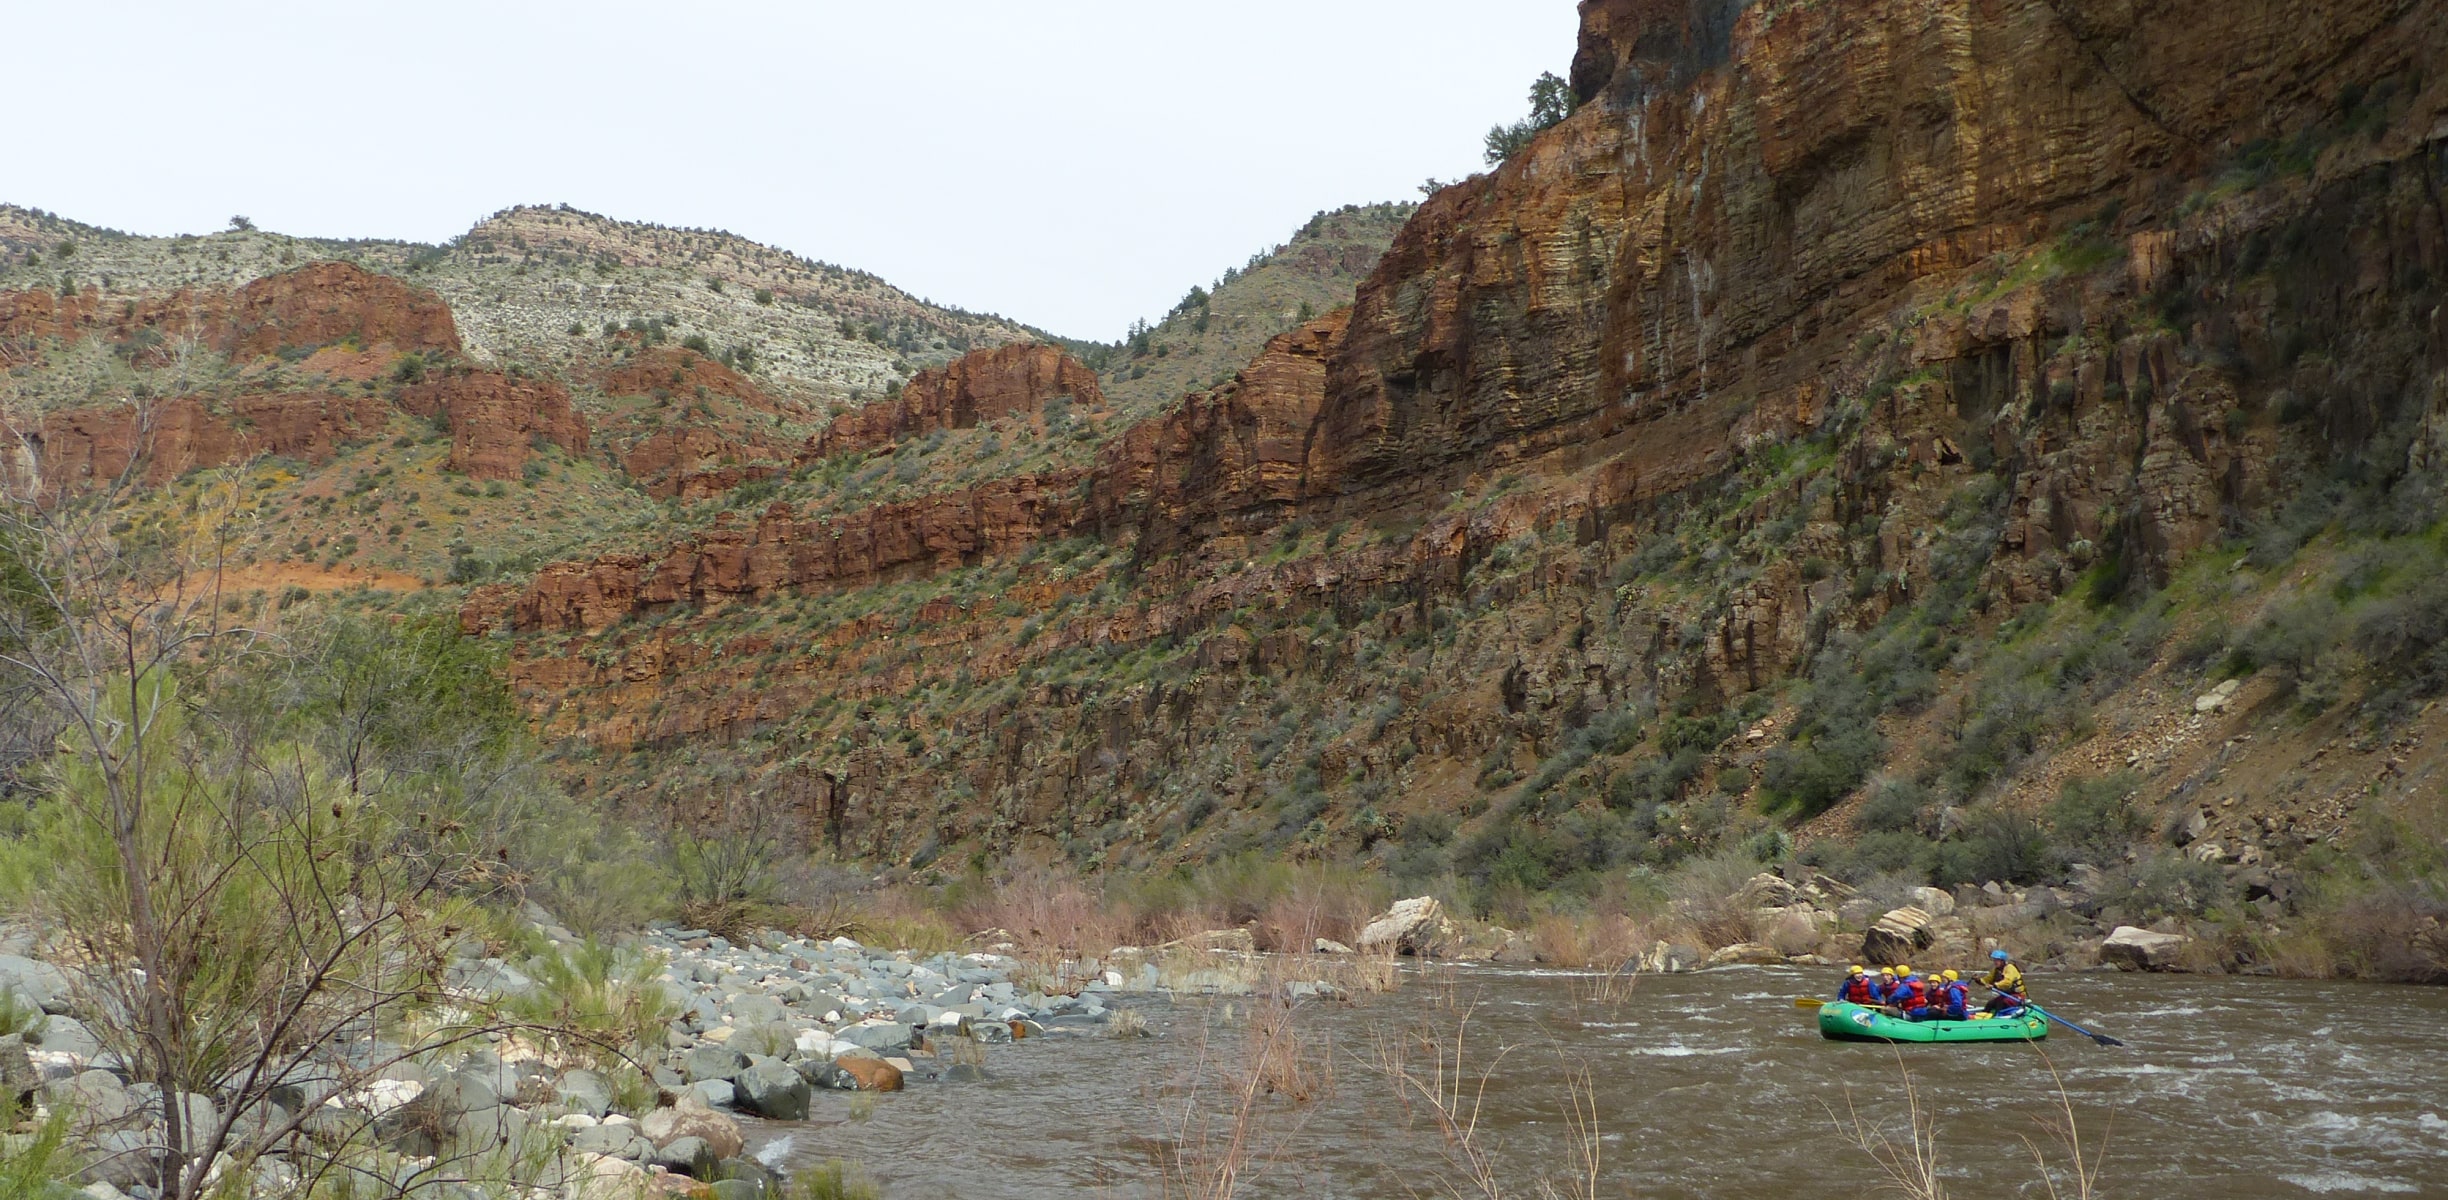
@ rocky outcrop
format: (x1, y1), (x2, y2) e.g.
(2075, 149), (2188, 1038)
(3, 392), (393, 494)
(221, 262), (460, 359)
(1092, 313), (1347, 554)
(497, 472), (1089, 635)
(473, 0), (2448, 869)
(619, 427), (794, 501)
(1358, 896), (1454, 956)
(813, 343), (1103, 459)
(0, 262), (459, 364)
(2099, 925), (2193, 972)
(398, 370), (589, 481)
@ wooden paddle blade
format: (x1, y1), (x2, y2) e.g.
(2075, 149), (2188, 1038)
(1793, 997), (1827, 1009)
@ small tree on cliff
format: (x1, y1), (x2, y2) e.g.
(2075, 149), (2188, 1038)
(1483, 71), (1577, 166)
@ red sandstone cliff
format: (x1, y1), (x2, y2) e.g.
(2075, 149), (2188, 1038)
(397, 369), (590, 481)
(3, 393), (394, 493)
(474, 0), (2448, 862)
(812, 342), (1103, 459)
(0, 262), (460, 365)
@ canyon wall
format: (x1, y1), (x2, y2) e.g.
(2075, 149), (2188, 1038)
(470, 0), (2448, 861)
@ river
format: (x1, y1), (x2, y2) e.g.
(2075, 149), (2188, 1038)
(742, 965), (2448, 1197)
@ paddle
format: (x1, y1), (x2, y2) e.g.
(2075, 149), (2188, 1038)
(2025, 1002), (2126, 1047)
(1794, 997), (1826, 1009)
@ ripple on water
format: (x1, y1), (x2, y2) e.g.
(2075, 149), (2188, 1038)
(2277, 1170), (2422, 1194)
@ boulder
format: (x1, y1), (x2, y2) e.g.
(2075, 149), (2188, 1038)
(682, 1043), (749, 1083)
(728, 1022), (795, 1059)
(651, 1135), (710, 1175)
(1905, 887), (1958, 918)
(832, 1019), (911, 1053)
(1357, 897), (1453, 956)
(1634, 941), (1703, 974)
(0, 954), (71, 1014)
(1313, 938), (1354, 955)
(1704, 943), (1786, 967)
(47, 1070), (138, 1132)
(0, 1037), (36, 1101)
(33, 1015), (102, 1061)
(688, 1079), (735, 1110)
(556, 1069), (613, 1118)
(1763, 908), (1830, 956)
(728, 994), (786, 1027)
(1736, 872), (1798, 909)
(566, 1151), (651, 1200)
(1861, 907), (1935, 967)
(831, 1057), (904, 1093)
(732, 1059), (810, 1121)
(638, 1099), (742, 1159)
(2100, 926), (2192, 972)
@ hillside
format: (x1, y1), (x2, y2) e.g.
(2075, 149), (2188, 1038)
(454, 0), (2447, 977)
(7, 0), (2447, 985)
(0, 204), (1403, 591)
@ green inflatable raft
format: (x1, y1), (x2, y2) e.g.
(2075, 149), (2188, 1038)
(1818, 1001), (2049, 1043)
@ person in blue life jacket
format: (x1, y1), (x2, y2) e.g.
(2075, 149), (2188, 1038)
(1836, 964), (1879, 1004)
(1980, 948), (2028, 1015)
(1890, 965), (1932, 1019)
(1934, 970), (1973, 1020)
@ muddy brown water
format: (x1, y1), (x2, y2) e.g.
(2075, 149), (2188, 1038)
(739, 965), (2448, 1198)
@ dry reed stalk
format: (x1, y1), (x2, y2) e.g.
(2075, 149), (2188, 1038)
(1154, 987), (1330, 1198)
(1371, 1004), (1513, 1199)
(2019, 1050), (2112, 1200)
(1537, 1061), (1607, 1200)
(1828, 1052), (1948, 1200)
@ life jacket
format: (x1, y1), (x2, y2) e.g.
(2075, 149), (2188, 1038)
(1985, 962), (2026, 997)
(1896, 977), (1930, 1013)
(1841, 975), (1877, 1004)
(1940, 981), (1971, 1019)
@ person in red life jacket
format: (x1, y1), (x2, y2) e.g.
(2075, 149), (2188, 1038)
(1935, 970), (1973, 1020)
(1873, 966), (1898, 1006)
(1891, 965), (1932, 1019)
(1836, 965), (1879, 1004)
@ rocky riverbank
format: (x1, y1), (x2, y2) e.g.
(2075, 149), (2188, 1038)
(0, 913), (1225, 1200)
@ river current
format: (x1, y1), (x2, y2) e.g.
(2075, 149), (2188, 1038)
(741, 965), (2448, 1197)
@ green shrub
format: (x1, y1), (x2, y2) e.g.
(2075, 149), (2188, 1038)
(1929, 811), (2060, 887)
(2352, 572), (2448, 712)
(505, 940), (679, 1067)
(0, 1091), (80, 1200)
(1857, 779), (1929, 835)
(2049, 771), (2144, 863)
(2099, 853), (2232, 920)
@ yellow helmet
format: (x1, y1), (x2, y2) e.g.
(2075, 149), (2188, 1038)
(1879, 966), (1896, 976)
(1942, 970), (1960, 982)
(1895, 965), (1913, 976)
(1849, 965), (1865, 975)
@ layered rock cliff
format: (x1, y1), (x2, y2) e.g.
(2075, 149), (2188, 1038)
(472, 0), (2448, 882)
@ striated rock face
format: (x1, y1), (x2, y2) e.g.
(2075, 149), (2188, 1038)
(3, 393), (393, 494)
(499, 473), (1090, 635)
(0, 262), (459, 363)
(479, 0), (2448, 864)
(397, 370), (589, 481)
(813, 343), (1103, 459)
(221, 262), (461, 359)
(1092, 313), (1347, 554)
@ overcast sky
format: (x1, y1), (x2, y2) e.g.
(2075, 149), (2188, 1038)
(4, 1), (1579, 340)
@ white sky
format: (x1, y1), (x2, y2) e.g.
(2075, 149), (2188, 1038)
(3, 1), (1580, 340)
